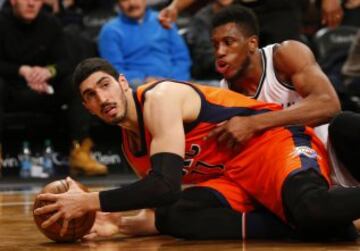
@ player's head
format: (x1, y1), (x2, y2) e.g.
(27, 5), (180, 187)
(118, 0), (147, 20)
(73, 58), (129, 125)
(211, 5), (259, 81)
(10, 0), (44, 23)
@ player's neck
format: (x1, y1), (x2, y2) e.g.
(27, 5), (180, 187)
(118, 90), (141, 136)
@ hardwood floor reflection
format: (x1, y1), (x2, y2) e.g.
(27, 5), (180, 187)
(0, 189), (359, 251)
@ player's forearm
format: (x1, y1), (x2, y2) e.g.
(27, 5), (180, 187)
(252, 94), (340, 131)
(99, 153), (183, 212)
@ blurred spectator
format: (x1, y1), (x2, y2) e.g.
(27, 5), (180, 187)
(98, 0), (191, 87)
(342, 29), (360, 104)
(43, 0), (83, 27)
(147, 0), (169, 10)
(38, 0), (117, 41)
(343, 30), (360, 77)
(320, 0), (344, 28)
(42, 0), (117, 16)
(342, 0), (360, 27)
(303, 0), (359, 41)
(0, 0), (107, 175)
(0, 0), (7, 9)
(159, 0), (344, 46)
(186, 0), (233, 81)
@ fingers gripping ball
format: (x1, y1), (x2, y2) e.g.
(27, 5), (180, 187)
(33, 179), (96, 242)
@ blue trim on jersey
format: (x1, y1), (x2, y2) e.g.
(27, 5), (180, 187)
(200, 102), (271, 123)
(285, 126), (321, 175)
(130, 90), (148, 156)
(136, 79), (274, 133)
(173, 82), (274, 132)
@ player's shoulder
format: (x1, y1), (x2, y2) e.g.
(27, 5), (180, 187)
(144, 81), (197, 104)
(274, 40), (314, 71)
(275, 40), (311, 58)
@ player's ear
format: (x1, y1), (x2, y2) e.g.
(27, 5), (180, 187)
(248, 35), (259, 53)
(118, 74), (130, 90)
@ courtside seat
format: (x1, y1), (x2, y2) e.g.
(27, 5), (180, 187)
(313, 25), (358, 62)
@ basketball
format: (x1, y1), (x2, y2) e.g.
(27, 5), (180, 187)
(33, 179), (96, 242)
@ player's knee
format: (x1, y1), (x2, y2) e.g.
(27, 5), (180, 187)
(291, 190), (328, 230)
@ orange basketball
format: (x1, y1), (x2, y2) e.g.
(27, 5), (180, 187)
(33, 179), (96, 242)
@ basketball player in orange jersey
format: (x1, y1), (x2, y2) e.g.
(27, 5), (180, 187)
(34, 58), (359, 241)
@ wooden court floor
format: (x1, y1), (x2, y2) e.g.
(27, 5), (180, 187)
(1, 188), (360, 251)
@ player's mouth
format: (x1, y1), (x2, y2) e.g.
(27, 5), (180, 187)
(216, 60), (230, 75)
(101, 104), (117, 117)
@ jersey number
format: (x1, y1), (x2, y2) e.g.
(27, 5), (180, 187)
(183, 144), (224, 175)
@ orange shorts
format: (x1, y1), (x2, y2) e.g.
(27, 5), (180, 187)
(197, 176), (255, 213)
(198, 126), (331, 222)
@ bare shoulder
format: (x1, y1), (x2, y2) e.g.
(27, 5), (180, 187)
(143, 81), (201, 122)
(274, 40), (316, 75)
(144, 81), (198, 104)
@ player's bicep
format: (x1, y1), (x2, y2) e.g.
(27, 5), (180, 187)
(144, 91), (185, 158)
(276, 41), (333, 98)
(291, 63), (331, 97)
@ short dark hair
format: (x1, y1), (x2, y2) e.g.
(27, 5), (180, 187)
(73, 57), (119, 95)
(211, 5), (259, 37)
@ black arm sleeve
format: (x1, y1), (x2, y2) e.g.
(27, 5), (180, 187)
(99, 152), (183, 212)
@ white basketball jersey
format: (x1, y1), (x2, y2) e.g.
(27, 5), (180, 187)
(220, 44), (329, 144)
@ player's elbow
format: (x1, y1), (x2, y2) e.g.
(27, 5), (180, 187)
(155, 177), (182, 205)
(149, 152), (184, 206)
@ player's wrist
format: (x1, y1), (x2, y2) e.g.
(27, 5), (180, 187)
(248, 115), (265, 133)
(86, 192), (101, 211)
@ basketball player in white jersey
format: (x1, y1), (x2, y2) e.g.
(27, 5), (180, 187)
(208, 5), (359, 187)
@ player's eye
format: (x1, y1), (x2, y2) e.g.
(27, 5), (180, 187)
(84, 91), (96, 101)
(224, 38), (235, 46)
(100, 82), (110, 89)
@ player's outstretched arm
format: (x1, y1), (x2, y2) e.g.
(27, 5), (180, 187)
(207, 41), (341, 148)
(98, 83), (200, 212)
(250, 40), (341, 130)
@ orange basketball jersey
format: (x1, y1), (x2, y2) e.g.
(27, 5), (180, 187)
(122, 80), (280, 183)
(121, 80), (331, 221)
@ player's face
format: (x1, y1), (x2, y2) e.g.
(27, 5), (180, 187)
(80, 71), (128, 125)
(212, 22), (255, 81)
(11, 0), (43, 23)
(118, 0), (147, 20)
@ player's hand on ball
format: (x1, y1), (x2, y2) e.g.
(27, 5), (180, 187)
(34, 177), (98, 237)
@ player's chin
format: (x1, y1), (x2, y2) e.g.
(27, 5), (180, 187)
(109, 116), (125, 125)
(224, 71), (236, 81)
